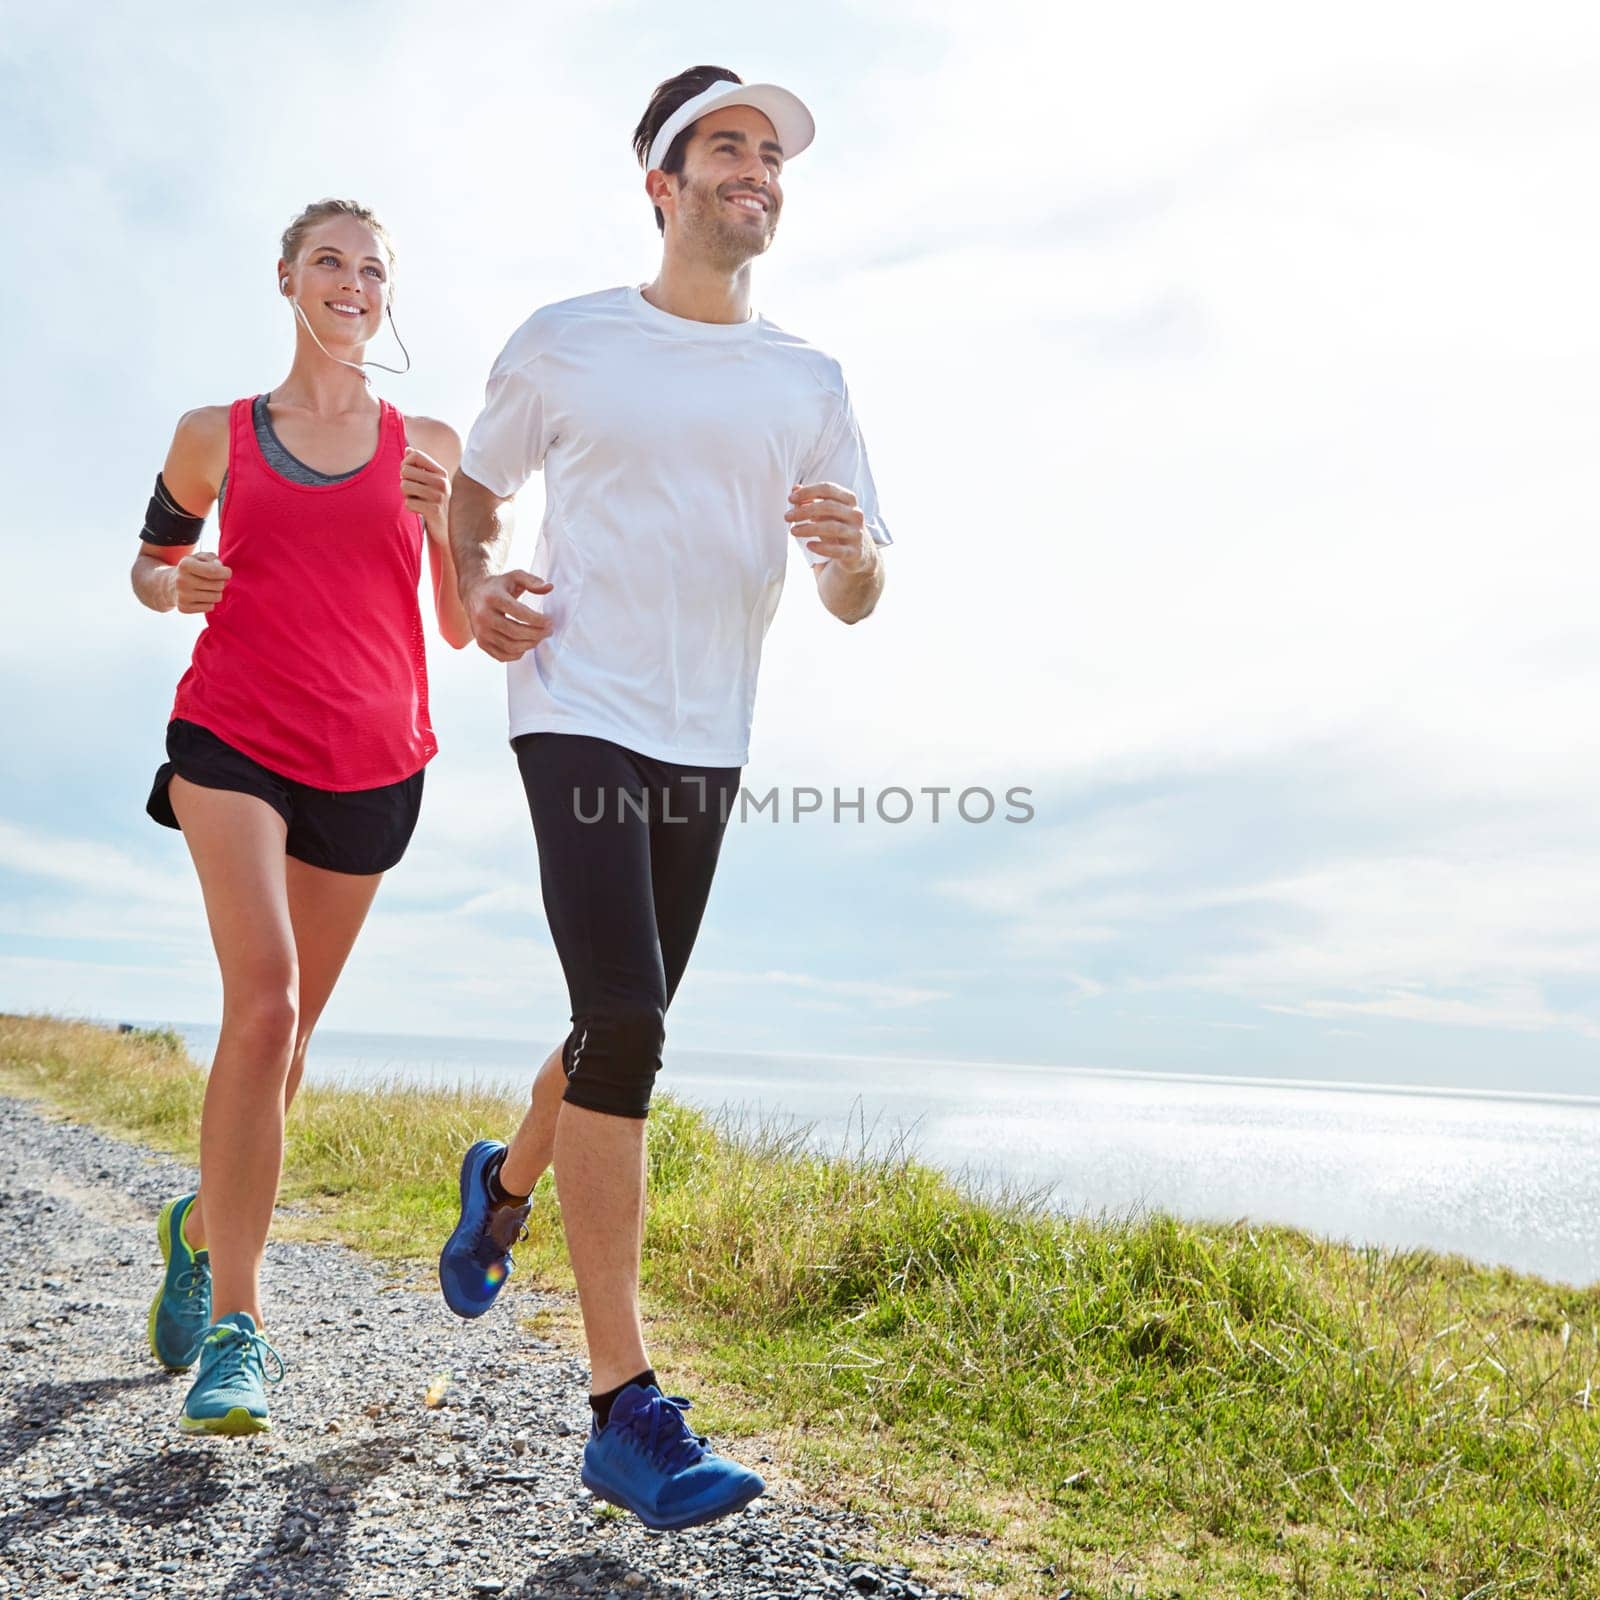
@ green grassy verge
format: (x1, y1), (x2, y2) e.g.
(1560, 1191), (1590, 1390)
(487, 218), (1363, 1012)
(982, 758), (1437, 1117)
(4, 1014), (1598, 1598)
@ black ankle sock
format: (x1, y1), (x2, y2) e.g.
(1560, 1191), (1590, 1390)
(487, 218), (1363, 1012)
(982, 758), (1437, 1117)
(590, 1368), (657, 1429)
(485, 1149), (531, 1208)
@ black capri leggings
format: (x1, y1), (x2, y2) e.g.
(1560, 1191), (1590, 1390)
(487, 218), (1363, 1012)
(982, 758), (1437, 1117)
(514, 732), (742, 1119)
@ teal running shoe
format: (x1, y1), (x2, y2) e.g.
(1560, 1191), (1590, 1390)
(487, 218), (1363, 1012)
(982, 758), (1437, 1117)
(148, 1193), (211, 1373)
(180, 1312), (283, 1435)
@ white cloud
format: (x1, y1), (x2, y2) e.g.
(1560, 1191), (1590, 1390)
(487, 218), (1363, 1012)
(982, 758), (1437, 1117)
(1191, 844), (1600, 1001)
(937, 769), (1600, 1042)
(0, 821), (194, 909)
(1266, 989), (1600, 1038)
(695, 969), (948, 1009)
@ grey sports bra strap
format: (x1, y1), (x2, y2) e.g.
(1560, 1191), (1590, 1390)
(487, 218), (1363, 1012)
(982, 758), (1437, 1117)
(219, 393), (368, 510)
(253, 393), (365, 486)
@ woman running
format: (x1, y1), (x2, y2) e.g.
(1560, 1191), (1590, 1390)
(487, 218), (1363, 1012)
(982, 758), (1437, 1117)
(131, 198), (471, 1433)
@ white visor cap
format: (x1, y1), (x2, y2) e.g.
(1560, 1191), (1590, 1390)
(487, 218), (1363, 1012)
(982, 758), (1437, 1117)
(644, 80), (814, 175)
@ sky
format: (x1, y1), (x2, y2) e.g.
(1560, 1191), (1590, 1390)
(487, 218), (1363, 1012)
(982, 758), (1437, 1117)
(4, 1), (1600, 1095)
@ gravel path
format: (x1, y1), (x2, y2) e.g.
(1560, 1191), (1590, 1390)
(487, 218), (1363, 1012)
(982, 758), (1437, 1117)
(0, 1098), (964, 1600)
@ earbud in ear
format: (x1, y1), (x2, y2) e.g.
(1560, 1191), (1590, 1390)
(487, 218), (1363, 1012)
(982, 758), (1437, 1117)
(280, 277), (290, 294)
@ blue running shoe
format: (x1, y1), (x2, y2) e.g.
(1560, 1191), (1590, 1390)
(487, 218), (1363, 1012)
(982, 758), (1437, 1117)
(582, 1384), (765, 1531)
(439, 1139), (531, 1319)
(148, 1193), (212, 1373)
(180, 1312), (283, 1435)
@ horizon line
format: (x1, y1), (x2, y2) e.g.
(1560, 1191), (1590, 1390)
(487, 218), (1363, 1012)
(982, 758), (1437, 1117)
(115, 1014), (1600, 1115)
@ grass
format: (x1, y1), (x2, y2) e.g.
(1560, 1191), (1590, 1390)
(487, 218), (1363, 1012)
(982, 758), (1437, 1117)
(4, 1012), (1599, 1598)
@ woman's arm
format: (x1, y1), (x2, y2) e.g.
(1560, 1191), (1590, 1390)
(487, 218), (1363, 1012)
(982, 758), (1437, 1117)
(131, 407), (230, 612)
(403, 416), (473, 650)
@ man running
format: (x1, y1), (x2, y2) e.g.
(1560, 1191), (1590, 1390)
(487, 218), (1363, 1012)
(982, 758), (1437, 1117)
(438, 66), (892, 1530)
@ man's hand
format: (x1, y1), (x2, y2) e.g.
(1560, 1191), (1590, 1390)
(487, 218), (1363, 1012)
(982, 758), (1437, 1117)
(785, 482), (875, 573)
(401, 446), (451, 547)
(462, 569), (555, 662)
(174, 551), (231, 614)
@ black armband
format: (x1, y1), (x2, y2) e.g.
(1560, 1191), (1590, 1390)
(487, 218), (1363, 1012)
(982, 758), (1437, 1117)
(140, 473), (205, 547)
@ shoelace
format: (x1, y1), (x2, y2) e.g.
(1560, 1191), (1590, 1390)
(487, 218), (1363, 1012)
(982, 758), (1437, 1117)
(476, 1198), (531, 1264)
(172, 1262), (210, 1302)
(621, 1393), (710, 1474)
(201, 1324), (285, 1389)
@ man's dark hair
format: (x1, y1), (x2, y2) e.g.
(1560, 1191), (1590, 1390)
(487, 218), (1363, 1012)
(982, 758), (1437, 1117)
(632, 65), (742, 233)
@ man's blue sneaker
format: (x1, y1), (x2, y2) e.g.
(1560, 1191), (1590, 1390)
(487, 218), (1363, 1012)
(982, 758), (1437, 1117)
(148, 1193), (212, 1373)
(439, 1139), (531, 1319)
(581, 1384), (765, 1531)
(180, 1312), (283, 1435)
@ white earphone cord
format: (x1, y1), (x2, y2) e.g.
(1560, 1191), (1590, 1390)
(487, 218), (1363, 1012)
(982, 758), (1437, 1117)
(287, 291), (412, 378)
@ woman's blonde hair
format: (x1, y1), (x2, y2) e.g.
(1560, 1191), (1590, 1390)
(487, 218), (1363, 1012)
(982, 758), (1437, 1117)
(280, 198), (398, 297)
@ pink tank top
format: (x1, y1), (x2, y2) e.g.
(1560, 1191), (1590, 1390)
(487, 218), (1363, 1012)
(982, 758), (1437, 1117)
(171, 396), (437, 790)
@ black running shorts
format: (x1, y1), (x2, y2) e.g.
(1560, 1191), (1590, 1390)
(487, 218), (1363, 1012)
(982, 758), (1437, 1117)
(147, 718), (424, 876)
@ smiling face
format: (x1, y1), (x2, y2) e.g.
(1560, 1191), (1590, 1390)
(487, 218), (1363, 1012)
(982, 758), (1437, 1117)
(662, 104), (786, 270)
(278, 214), (392, 349)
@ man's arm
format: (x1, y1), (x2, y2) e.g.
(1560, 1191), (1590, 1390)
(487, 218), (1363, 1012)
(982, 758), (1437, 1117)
(787, 481), (886, 624)
(815, 539), (884, 624)
(448, 470), (556, 662)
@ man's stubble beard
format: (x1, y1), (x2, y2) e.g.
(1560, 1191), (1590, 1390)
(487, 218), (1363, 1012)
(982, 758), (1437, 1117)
(676, 175), (779, 273)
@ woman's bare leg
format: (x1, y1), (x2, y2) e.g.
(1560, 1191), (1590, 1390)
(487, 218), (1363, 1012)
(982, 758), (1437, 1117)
(168, 778), (296, 1329)
(184, 857), (383, 1252)
(281, 856), (384, 1109)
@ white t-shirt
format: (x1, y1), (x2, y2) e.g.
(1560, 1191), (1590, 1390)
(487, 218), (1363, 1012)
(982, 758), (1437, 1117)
(460, 286), (892, 767)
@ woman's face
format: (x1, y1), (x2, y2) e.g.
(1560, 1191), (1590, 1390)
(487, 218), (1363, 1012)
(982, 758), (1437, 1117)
(279, 216), (391, 349)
